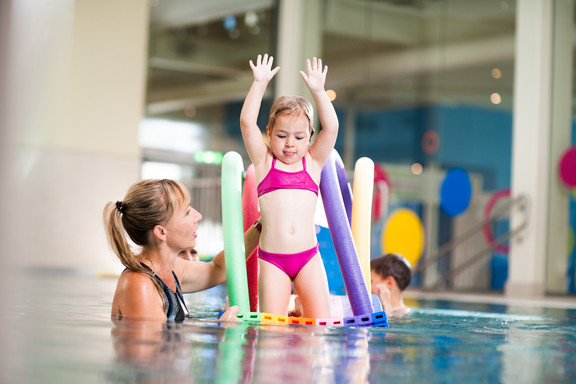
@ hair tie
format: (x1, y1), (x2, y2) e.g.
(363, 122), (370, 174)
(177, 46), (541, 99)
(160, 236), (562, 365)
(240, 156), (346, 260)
(116, 201), (125, 214)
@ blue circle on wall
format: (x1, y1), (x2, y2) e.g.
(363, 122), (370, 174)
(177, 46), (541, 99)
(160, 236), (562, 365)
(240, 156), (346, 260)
(440, 167), (472, 217)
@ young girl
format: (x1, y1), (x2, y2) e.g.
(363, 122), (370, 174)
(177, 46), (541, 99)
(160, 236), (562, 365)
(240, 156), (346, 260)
(240, 54), (339, 318)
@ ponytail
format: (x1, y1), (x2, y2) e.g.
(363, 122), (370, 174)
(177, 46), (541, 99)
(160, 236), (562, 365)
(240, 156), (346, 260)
(103, 201), (156, 284)
(103, 179), (190, 293)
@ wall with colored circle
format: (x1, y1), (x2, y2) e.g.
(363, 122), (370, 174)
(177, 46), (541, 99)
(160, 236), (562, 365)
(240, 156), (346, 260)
(346, 104), (574, 291)
(225, 100), (576, 292)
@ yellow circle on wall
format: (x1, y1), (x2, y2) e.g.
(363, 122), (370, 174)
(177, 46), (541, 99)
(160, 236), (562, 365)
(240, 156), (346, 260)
(382, 208), (425, 267)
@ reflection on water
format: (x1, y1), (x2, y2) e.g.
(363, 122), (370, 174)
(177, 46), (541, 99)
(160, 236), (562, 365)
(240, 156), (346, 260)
(108, 317), (371, 383)
(7, 271), (576, 383)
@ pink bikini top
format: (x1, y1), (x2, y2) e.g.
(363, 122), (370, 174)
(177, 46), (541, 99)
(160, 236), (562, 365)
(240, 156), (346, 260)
(257, 157), (319, 197)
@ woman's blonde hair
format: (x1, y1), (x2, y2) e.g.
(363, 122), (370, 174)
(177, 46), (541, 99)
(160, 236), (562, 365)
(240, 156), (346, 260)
(267, 95), (314, 137)
(103, 179), (190, 287)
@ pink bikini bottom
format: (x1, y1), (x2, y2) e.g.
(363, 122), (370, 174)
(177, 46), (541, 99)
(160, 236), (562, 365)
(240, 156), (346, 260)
(258, 243), (319, 278)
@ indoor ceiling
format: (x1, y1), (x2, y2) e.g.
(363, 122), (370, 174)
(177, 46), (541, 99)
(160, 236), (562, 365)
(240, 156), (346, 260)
(146, 0), (517, 122)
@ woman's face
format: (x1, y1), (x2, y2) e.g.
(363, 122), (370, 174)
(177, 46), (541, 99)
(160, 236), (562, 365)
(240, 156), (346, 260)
(164, 202), (202, 252)
(267, 114), (311, 165)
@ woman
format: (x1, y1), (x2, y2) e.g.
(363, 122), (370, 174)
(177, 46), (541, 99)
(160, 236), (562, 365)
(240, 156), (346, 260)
(103, 179), (260, 322)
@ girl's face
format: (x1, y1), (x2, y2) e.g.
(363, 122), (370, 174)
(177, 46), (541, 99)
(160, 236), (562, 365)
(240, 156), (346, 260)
(164, 202), (202, 252)
(267, 114), (311, 165)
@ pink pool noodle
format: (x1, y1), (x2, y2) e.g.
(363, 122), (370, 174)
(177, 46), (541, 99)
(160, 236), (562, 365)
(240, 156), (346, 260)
(242, 164), (260, 312)
(320, 151), (373, 316)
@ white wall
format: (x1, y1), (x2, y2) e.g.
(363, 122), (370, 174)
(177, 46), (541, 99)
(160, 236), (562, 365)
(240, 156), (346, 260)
(3, 0), (149, 276)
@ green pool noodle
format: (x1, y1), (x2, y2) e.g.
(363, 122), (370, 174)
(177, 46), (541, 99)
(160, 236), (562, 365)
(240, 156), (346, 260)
(221, 151), (250, 313)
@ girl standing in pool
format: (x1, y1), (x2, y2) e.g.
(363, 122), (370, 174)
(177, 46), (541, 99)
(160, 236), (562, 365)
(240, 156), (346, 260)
(240, 54), (339, 318)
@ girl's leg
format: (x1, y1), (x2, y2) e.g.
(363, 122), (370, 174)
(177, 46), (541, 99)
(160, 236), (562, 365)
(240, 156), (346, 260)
(293, 254), (331, 318)
(258, 259), (292, 316)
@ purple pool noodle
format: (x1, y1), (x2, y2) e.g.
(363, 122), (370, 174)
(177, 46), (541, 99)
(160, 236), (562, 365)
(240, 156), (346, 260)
(320, 151), (373, 316)
(334, 152), (353, 224)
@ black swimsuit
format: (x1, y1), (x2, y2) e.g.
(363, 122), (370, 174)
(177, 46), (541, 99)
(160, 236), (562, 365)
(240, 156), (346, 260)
(141, 264), (190, 322)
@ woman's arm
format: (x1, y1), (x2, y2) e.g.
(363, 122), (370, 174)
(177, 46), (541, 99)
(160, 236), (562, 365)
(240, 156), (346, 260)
(176, 222), (261, 293)
(240, 54), (280, 166)
(300, 58), (339, 166)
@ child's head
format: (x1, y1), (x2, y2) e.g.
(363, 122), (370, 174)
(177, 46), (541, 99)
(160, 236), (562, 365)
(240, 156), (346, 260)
(178, 248), (199, 262)
(267, 96), (314, 137)
(370, 253), (412, 293)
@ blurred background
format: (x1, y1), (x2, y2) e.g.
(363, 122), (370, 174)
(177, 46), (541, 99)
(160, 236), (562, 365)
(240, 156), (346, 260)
(1, 0), (575, 297)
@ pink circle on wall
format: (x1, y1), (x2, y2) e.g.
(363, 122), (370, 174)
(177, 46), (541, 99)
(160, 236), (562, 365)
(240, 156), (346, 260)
(421, 130), (440, 155)
(559, 146), (576, 188)
(483, 189), (511, 254)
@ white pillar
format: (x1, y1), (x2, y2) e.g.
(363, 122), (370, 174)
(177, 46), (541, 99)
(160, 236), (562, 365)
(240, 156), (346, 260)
(3, 0), (149, 275)
(507, 0), (571, 297)
(276, 0), (323, 100)
(545, 0), (574, 293)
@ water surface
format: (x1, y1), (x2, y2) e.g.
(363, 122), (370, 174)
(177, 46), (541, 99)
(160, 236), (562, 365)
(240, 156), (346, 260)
(5, 271), (576, 383)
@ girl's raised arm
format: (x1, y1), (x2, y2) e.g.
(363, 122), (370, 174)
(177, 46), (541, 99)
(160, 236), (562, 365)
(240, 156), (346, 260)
(299, 57), (339, 166)
(240, 54), (280, 166)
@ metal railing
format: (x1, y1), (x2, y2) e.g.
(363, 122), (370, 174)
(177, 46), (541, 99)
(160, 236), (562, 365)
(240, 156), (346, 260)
(414, 194), (530, 291)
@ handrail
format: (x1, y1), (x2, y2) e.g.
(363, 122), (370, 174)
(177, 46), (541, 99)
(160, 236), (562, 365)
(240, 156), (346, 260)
(414, 193), (530, 291)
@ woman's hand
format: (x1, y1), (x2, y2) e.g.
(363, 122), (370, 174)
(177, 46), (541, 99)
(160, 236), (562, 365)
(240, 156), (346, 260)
(249, 54), (280, 83)
(218, 305), (242, 323)
(300, 57), (327, 94)
(373, 283), (392, 311)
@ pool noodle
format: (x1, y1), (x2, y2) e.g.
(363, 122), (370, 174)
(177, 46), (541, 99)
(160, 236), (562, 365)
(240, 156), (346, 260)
(351, 157), (374, 294)
(242, 164), (260, 312)
(320, 150), (373, 316)
(221, 151), (250, 314)
(373, 163), (391, 221)
(335, 155), (353, 224)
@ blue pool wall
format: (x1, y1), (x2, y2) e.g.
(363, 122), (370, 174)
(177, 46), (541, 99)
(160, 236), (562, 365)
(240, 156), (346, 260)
(226, 102), (576, 292)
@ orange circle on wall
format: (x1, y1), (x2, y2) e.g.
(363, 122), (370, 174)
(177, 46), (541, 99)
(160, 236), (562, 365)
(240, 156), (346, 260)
(422, 130), (440, 155)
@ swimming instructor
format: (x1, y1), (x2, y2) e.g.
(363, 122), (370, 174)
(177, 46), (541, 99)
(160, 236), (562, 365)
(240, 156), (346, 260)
(103, 179), (260, 322)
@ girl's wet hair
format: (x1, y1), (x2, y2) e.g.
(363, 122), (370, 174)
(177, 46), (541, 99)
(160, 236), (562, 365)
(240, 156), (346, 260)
(267, 95), (314, 137)
(371, 253), (412, 291)
(103, 179), (190, 292)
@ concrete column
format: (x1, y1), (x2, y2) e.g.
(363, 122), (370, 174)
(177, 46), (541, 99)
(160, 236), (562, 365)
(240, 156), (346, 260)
(422, 162), (440, 288)
(4, 0), (149, 275)
(343, 102), (357, 171)
(545, 0), (574, 293)
(276, 0), (323, 100)
(507, 0), (570, 297)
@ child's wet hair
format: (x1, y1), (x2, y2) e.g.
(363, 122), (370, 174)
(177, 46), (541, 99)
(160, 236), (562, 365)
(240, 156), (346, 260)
(371, 253), (412, 291)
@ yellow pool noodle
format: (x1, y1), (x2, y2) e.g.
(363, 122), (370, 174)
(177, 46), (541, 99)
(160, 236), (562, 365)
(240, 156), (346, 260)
(351, 157), (374, 295)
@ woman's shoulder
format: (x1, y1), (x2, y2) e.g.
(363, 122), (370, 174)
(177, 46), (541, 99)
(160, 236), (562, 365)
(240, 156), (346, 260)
(116, 269), (157, 294)
(112, 270), (166, 320)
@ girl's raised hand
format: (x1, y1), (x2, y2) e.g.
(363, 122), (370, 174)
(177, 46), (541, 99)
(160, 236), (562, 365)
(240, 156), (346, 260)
(249, 54), (280, 83)
(299, 57), (327, 94)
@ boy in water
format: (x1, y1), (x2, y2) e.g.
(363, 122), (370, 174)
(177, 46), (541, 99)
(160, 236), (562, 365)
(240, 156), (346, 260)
(371, 253), (412, 317)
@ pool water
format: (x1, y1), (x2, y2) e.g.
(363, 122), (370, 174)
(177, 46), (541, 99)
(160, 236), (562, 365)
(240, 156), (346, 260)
(5, 271), (576, 383)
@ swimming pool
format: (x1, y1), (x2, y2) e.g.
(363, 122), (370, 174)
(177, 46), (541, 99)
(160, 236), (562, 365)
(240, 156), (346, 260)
(5, 270), (576, 383)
